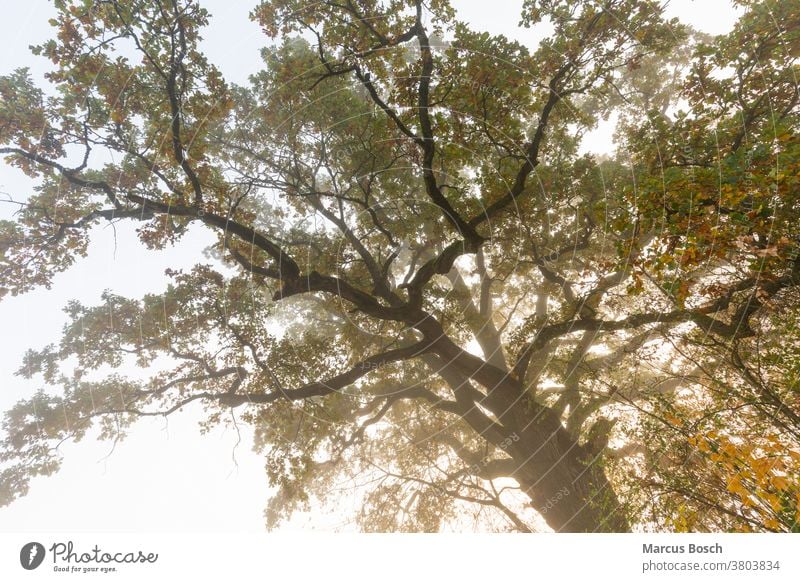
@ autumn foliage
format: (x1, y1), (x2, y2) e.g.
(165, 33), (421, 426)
(1, 0), (798, 532)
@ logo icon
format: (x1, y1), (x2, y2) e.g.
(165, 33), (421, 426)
(20, 542), (46, 570)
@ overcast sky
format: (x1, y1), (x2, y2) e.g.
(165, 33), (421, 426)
(0, 0), (742, 532)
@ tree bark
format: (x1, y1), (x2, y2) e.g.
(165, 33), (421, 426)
(498, 385), (631, 533)
(425, 329), (630, 532)
(509, 422), (630, 532)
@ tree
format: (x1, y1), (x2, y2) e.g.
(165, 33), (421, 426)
(0, 0), (797, 532)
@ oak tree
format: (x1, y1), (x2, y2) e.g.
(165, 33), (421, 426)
(1, 0), (798, 532)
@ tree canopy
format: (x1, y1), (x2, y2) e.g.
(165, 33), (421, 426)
(1, 0), (798, 532)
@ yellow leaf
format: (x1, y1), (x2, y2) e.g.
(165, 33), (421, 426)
(727, 477), (746, 497)
(751, 458), (771, 482)
(771, 475), (789, 491)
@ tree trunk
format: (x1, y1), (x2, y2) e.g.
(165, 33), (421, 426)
(509, 419), (630, 532)
(423, 327), (630, 531)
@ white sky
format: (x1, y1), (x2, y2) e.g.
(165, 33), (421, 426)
(0, 0), (742, 532)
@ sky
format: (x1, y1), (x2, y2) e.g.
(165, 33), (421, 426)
(0, 0), (743, 532)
